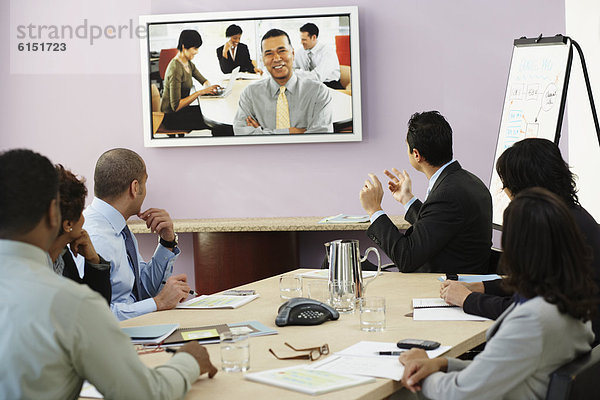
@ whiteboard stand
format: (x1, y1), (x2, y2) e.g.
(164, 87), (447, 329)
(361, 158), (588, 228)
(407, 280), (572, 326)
(490, 34), (599, 229)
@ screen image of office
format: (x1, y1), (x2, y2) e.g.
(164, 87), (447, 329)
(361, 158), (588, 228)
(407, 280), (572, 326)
(140, 7), (362, 148)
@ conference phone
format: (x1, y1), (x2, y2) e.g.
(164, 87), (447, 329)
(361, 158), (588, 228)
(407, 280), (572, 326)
(275, 298), (339, 326)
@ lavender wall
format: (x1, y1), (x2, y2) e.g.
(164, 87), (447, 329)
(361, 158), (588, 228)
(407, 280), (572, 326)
(1, 0), (566, 289)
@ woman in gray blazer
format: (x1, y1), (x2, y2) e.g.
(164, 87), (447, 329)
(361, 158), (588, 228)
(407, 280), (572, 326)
(400, 187), (597, 400)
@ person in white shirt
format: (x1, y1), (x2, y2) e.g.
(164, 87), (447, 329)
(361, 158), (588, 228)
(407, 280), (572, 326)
(293, 22), (343, 89)
(0, 148), (217, 400)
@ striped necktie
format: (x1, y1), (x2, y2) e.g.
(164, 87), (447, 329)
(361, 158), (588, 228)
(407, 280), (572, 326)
(122, 226), (141, 301)
(307, 50), (315, 71)
(276, 86), (290, 129)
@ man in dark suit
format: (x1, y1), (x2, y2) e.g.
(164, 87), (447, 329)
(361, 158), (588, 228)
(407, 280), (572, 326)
(359, 111), (492, 273)
(216, 24), (262, 75)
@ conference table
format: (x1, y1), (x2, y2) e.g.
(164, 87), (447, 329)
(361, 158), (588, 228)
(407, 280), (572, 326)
(120, 269), (493, 399)
(197, 78), (353, 127)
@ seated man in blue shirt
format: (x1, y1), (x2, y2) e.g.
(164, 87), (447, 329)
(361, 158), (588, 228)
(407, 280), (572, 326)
(359, 111), (492, 273)
(233, 28), (333, 135)
(84, 148), (191, 320)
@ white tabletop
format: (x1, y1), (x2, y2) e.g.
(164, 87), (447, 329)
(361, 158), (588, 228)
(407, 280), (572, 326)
(198, 78), (353, 126)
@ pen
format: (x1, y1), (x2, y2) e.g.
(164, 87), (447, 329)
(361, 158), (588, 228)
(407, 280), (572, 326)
(161, 281), (199, 297)
(377, 351), (404, 356)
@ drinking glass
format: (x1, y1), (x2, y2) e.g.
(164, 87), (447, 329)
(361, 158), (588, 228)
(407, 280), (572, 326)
(359, 296), (386, 332)
(307, 280), (330, 304)
(279, 275), (302, 300)
(329, 280), (355, 313)
(220, 332), (250, 372)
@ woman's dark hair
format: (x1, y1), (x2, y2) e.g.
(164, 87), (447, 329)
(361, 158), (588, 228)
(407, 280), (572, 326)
(496, 138), (578, 207)
(226, 24), (242, 37)
(500, 187), (597, 321)
(56, 164), (87, 234)
(406, 111), (453, 167)
(177, 29), (202, 51)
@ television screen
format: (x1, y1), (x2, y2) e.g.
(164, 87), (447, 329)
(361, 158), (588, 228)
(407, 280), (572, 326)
(139, 6), (361, 147)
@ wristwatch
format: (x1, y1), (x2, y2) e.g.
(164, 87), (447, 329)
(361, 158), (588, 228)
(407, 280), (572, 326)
(159, 233), (178, 249)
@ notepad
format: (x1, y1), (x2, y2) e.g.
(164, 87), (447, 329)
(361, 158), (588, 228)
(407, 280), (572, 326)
(162, 324), (230, 346)
(245, 365), (375, 395)
(413, 307), (490, 321)
(412, 298), (455, 309)
(176, 294), (259, 309)
(121, 323), (179, 344)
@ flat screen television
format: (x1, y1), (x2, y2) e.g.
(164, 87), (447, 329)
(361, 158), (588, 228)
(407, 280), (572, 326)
(139, 6), (361, 147)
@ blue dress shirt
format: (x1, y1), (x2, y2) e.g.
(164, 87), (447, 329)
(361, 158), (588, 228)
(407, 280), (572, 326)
(83, 197), (180, 320)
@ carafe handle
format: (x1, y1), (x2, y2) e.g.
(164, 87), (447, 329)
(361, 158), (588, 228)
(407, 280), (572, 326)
(360, 247), (381, 294)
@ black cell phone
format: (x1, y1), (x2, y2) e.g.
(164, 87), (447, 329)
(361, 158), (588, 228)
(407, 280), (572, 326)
(397, 339), (441, 350)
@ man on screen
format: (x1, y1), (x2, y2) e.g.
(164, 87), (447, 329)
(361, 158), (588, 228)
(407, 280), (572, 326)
(294, 23), (343, 89)
(233, 28), (333, 135)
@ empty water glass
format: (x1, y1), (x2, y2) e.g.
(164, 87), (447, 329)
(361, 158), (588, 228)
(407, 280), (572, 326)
(329, 280), (355, 313)
(279, 274), (302, 300)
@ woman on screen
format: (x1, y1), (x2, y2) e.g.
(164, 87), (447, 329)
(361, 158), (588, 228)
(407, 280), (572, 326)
(48, 165), (111, 304)
(399, 187), (596, 399)
(160, 29), (221, 131)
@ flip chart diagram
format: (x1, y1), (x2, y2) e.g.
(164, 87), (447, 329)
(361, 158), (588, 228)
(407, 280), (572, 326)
(490, 37), (571, 226)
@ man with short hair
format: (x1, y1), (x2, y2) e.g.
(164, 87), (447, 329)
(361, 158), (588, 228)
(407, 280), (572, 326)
(233, 28), (333, 135)
(0, 149), (216, 400)
(216, 24), (263, 74)
(294, 22), (343, 89)
(84, 148), (191, 320)
(359, 111), (492, 273)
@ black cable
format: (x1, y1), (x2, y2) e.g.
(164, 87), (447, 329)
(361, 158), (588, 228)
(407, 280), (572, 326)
(570, 39), (600, 146)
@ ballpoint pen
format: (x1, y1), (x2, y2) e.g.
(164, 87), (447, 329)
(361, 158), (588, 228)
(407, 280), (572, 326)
(376, 351), (404, 356)
(162, 281), (199, 297)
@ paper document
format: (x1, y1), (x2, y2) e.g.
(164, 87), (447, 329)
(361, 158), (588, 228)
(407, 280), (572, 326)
(319, 214), (370, 224)
(121, 323), (179, 345)
(309, 341), (451, 381)
(412, 298), (455, 308)
(298, 269), (378, 280)
(335, 341), (451, 359)
(228, 321), (277, 337)
(245, 365), (374, 395)
(438, 274), (502, 282)
(176, 294), (259, 309)
(413, 307), (490, 321)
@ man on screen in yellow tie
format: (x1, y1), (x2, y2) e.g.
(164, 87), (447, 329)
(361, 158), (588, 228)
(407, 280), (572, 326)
(233, 28), (333, 135)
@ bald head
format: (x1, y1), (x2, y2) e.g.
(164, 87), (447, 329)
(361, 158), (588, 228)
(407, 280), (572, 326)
(94, 148), (146, 201)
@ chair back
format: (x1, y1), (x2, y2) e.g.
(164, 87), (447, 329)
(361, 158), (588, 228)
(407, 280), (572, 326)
(546, 345), (600, 400)
(335, 35), (350, 66)
(159, 48), (179, 79)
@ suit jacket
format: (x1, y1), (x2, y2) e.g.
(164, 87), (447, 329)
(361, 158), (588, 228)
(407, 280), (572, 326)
(463, 205), (600, 344)
(216, 42), (255, 74)
(367, 161), (492, 273)
(422, 297), (594, 400)
(61, 250), (112, 304)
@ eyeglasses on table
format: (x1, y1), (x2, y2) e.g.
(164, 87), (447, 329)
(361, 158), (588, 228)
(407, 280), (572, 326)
(269, 342), (330, 361)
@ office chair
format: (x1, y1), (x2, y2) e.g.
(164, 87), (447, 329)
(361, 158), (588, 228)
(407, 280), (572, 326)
(545, 344), (600, 400)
